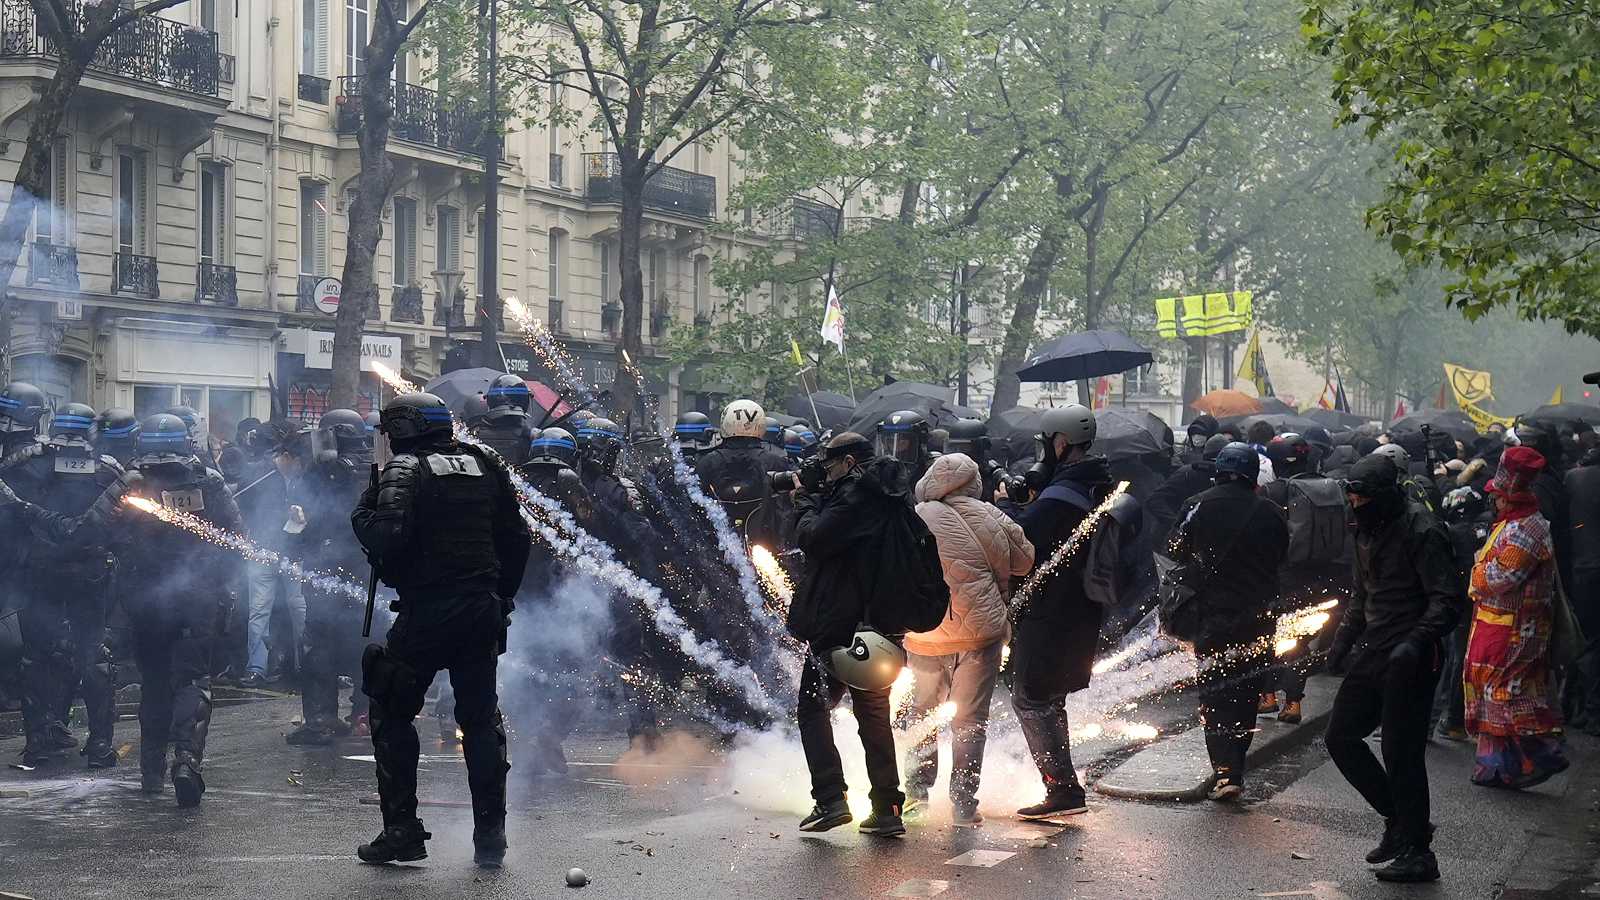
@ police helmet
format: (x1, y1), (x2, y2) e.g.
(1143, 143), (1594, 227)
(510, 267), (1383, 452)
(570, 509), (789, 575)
(94, 407), (140, 449)
(319, 407), (369, 451)
(379, 392), (454, 445)
(48, 402), (97, 447)
(827, 626), (906, 692)
(1040, 404), (1096, 447)
(1213, 441), (1260, 483)
(528, 426), (580, 469)
(165, 405), (203, 438)
(721, 399), (766, 439)
(783, 427), (811, 460)
(673, 411), (716, 450)
(945, 418), (990, 460)
(763, 417), (785, 448)
(0, 382), (48, 434)
(1201, 433), (1231, 461)
(462, 394), (491, 427)
(568, 409), (596, 432)
(577, 416), (624, 469)
(486, 373), (531, 413)
(363, 411), (380, 435)
(875, 409), (929, 463)
(135, 413), (196, 466)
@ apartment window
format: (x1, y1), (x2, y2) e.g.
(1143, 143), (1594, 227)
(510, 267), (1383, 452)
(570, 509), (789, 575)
(435, 205), (459, 271)
(117, 151), (149, 256)
(34, 137), (67, 242)
(199, 163), (226, 265)
(133, 384), (253, 445)
(598, 241), (615, 302)
(392, 198), (416, 286)
(302, 0), (328, 77)
(547, 231), (564, 298)
(200, 0), (216, 31)
(300, 181), (327, 275)
(477, 211), (490, 296)
(345, 0), (368, 76)
(692, 255), (710, 318)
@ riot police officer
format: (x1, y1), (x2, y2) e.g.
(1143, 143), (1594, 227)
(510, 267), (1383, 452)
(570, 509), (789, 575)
(92, 407), (140, 468)
(671, 411), (716, 458)
(0, 382), (47, 458)
(875, 409), (934, 486)
(165, 405), (216, 468)
(0, 403), (122, 766)
(946, 417), (995, 499)
(473, 373), (534, 468)
(283, 409), (374, 744)
(352, 392), (529, 867)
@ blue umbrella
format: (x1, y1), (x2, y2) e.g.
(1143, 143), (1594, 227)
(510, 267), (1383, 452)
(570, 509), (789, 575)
(1016, 330), (1153, 383)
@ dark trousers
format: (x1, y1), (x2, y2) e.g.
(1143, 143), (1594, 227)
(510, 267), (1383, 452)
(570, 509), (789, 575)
(129, 597), (218, 779)
(1326, 648), (1440, 848)
(301, 585), (365, 728)
(1011, 635), (1083, 793)
(1431, 622), (1470, 732)
(1198, 648), (1268, 783)
(796, 653), (903, 811)
(19, 577), (115, 750)
(365, 595), (507, 838)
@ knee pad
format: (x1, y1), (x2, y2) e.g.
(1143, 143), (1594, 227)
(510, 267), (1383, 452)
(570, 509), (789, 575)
(361, 643), (417, 708)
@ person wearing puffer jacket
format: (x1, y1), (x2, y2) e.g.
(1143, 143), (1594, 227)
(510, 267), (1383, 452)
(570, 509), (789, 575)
(903, 453), (1034, 827)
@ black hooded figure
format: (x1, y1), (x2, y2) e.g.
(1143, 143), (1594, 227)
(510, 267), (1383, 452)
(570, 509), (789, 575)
(352, 392), (530, 868)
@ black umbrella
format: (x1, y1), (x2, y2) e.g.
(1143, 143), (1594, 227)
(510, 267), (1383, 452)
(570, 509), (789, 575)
(1390, 409), (1479, 443)
(424, 367), (567, 420)
(1016, 330), (1153, 383)
(1239, 413), (1323, 436)
(786, 390), (855, 430)
(989, 406), (1045, 463)
(1304, 408), (1372, 430)
(1257, 397), (1297, 415)
(1094, 409), (1168, 461)
(846, 382), (967, 436)
(1520, 402), (1600, 427)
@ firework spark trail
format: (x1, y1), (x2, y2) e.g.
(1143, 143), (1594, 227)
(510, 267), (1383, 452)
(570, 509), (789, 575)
(749, 544), (793, 608)
(123, 497), (365, 600)
(369, 363), (783, 718)
(1009, 481), (1130, 618)
(899, 701), (958, 746)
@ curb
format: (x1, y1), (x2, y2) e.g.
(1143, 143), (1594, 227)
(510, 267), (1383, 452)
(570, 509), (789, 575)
(1093, 674), (1338, 802)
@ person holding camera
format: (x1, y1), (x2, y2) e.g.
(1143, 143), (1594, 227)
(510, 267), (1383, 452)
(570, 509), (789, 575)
(1324, 453), (1462, 884)
(995, 404), (1110, 820)
(787, 433), (910, 838)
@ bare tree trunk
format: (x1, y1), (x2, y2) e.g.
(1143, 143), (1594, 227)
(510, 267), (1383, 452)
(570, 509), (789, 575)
(611, 157), (647, 418)
(330, 3), (424, 408)
(991, 219), (1067, 413)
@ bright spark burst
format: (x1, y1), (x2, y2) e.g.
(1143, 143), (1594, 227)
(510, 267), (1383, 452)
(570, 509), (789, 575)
(1122, 722), (1159, 741)
(889, 667), (916, 719)
(900, 701), (960, 746)
(370, 361), (418, 394)
(1010, 481), (1130, 617)
(123, 497), (364, 600)
(750, 544), (793, 607)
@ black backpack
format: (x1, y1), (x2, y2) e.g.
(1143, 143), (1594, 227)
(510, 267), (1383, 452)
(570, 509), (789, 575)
(867, 501), (950, 635)
(1280, 475), (1350, 565)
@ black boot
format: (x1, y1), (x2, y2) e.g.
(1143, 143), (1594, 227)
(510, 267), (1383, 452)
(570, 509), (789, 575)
(1367, 820), (1436, 864)
(858, 805), (907, 837)
(140, 746), (167, 794)
(358, 822), (431, 864)
(83, 740), (118, 769)
(1017, 786), (1088, 820)
(1375, 846), (1441, 883)
(45, 722), (78, 751)
(473, 825), (507, 869)
(171, 755), (205, 808)
(798, 798), (853, 832)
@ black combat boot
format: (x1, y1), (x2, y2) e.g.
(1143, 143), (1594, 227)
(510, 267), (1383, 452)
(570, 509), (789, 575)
(358, 822), (432, 864)
(171, 754), (205, 808)
(798, 797), (852, 832)
(473, 824), (507, 869)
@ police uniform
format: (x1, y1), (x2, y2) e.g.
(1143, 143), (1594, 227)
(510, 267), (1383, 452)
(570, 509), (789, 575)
(291, 450), (371, 740)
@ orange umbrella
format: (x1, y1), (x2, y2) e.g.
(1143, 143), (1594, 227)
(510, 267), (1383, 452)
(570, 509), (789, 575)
(1191, 389), (1264, 418)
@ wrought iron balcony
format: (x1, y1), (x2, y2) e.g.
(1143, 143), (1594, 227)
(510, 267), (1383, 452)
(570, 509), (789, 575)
(390, 284), (424, 323)
(778, 197), (842, 242)
(197, 261), (236, 306)
(336, 76), (487, 156)
(298, 74), (329, 104)
(27, 240), (77, 290)
(0, 2), (220, 96)
(583, 153), (716, 220)
(113, 252), (159, 298)
(433, 287), (466, 328)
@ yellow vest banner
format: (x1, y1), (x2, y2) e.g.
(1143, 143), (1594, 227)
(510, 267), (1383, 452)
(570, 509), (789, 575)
(1154, 291), (1254, 338)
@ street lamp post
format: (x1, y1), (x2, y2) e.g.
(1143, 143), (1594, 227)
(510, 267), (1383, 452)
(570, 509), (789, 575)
(477, 0), (501, 368)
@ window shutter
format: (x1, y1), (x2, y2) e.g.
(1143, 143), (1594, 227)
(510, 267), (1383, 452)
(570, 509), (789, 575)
(135, 154), (149, 254)
(405, 204), (416, 284)
(217, 167), (228, 262)
(315, 0), (329, 76)
(313, 185), (328, 272)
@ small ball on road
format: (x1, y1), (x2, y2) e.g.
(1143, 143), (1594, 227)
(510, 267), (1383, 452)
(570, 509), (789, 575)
(566, 867), (590, 888)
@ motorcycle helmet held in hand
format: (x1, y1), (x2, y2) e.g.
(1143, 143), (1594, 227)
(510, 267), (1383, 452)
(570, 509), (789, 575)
(826, 625), (906, 692)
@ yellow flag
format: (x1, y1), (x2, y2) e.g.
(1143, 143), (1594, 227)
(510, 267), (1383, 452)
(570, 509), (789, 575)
(1551, 385), (1565, 405)
(1443, 363), (1494, 406)
(790, 339), (805, 367)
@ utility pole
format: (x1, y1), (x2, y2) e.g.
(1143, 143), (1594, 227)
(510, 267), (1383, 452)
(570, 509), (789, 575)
(477, 0), (501, 367)
(956, 262), (971, 407)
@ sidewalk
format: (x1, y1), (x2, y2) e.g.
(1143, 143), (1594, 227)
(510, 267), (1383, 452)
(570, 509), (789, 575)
(1094, 674), (1339, 801)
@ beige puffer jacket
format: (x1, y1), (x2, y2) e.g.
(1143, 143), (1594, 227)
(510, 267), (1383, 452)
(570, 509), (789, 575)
(906, 453), (1035, 656)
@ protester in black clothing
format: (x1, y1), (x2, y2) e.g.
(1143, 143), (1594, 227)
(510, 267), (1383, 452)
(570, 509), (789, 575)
(1563, 445), (1600, 734)
(996, 404), (1107, 820)
(1147, 433), (1230, 541)
(1517, 425), (1573, 595)
(1433, 486), (1493, 740)
(1170, 442), (1289, 800)
(1325, 454), (1463, 884)
(1182, 414), (1220, 464)
(788, 433), (907, 838)
(352, 392), (531, 868)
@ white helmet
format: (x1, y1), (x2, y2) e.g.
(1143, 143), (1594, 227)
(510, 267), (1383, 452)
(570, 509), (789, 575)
(1371, 442), (1410, 471)
(827, 626), (906, 691)
(720, 399), (766, 439)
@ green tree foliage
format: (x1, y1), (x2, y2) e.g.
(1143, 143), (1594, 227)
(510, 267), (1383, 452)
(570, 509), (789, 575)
(1304, 0), (1600, 335)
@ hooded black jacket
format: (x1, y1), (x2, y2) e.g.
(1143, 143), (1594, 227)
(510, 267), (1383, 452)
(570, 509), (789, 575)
(998, 455), (1113, 693)
(1566, 451), (1600, 577)
(787, 457), (906, 649)
(697, 435), (794, 548)
(1147, 460), (1216, 544)
(1329, 498), (1463, 666)
(1171, 479), (1289, 651)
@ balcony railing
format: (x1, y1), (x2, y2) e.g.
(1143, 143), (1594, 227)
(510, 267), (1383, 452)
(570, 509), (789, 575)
(298, 74), (329, 104)
(27, 240), (77, 290)
(433, 287), (466, 328)
(113, 251), (159, 298)
(583, 153), (715, 220)
(197, 261), (236, 306)
(0, 2), (220, 96)
(780, 197), (842, 242)
(336, 76), (486, 156)
(390, 284), (424, 323)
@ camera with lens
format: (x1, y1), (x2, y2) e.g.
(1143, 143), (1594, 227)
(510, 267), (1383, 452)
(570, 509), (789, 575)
(770, 457), (827, 493)
(984, 459), (1026, 494)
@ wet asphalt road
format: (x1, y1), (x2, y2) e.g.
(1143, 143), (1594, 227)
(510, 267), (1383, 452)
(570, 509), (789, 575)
(0, 692), (1595, 900)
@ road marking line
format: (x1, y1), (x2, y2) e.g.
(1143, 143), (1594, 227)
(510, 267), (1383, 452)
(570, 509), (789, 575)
(944, 850), (1016, 868)
(887, 878), (951, 897)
